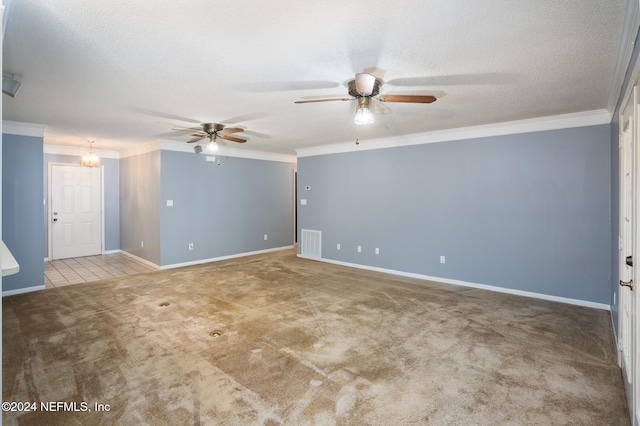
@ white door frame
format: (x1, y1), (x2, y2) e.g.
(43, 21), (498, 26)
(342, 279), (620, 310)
(47, 162), (105, 260)
(619, 83), (640, 426)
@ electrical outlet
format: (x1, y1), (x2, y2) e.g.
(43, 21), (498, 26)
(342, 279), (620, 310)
(264, 234), (268, 241)
(357, 245), (362, 253)
(440, 256), (445, 264)
(337, 243), (341, 250)
(189, 242), (194, 250)
(141, 241), (144, 248)
(375, 248), (380, 255)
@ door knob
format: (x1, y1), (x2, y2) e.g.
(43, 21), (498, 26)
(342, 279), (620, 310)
(620, 280), (634, 290)
(626, 256), (633, 267)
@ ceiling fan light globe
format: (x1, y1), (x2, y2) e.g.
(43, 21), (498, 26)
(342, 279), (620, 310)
(354, 105), (374, 125)
(205, 141), (219, 153)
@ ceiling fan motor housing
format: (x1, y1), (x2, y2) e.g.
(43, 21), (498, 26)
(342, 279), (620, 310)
(202, 123), (225, 134)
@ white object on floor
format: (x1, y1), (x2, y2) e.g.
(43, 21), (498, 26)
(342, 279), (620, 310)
(2, 241), (20, 276)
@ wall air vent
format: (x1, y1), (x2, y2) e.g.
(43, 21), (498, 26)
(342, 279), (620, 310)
(300, 229), (322, 258)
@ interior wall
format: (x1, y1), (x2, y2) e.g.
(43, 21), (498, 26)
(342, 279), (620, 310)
(43, 153), (120, 256)
(159, 151), (295, 266)
(297, 124), (611, 304)
(119, 150), (161, 265)
(2, 133), (44, 292)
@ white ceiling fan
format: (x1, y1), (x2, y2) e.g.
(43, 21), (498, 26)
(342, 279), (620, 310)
(295, 71), (437, 125)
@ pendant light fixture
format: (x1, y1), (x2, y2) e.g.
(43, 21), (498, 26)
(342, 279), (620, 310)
(80, 141), (101, 168)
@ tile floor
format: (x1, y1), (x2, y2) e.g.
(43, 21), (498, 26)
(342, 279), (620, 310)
(45, 252), (157, 289)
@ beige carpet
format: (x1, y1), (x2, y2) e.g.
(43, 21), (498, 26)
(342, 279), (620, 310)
(2, 249), (629, 425)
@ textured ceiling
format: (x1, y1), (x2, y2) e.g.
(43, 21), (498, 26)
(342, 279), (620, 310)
(1, 0), (630, 155)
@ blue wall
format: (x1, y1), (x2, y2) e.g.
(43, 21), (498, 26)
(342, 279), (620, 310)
(119, 149), (295, 267)
(298, 124), (611, 304)
(159, 151), (295, 266)
(2, 134), (44, 292)
(43, 154), (120, 255)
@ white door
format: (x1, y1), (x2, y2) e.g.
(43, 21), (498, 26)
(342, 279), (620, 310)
(620, 87), (638, 425)
(50, 164), (102, 260)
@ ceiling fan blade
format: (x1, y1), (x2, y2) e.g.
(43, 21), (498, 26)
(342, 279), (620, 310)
(243, 130), (271, 139)
(220, 127), (243, 134)
(187, 136), (205, 143)
(378, 94), (437, 103)
(355, 73), (377, 96)
(295, 97), (353, 104)
(220, 135), (247, 143)
(172, 126), (202, 132)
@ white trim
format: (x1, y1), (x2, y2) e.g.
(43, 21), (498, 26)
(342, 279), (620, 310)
(119, 250), (161, 270)
(296, 109), (611, 157)
(297, 255), (611, 311)
(2, 120), (46, 137)
(159, 245), (295, 270)
(103, 249), (120, 255)
(44, 144), (120, 159)
(119, 139), (297, 163)
(2, 285), (45, 297)
(119, 141), (162, 158)
(158, 140), (297, 163)
(612, 310), (621, 358)
(607, 0), (640, 113)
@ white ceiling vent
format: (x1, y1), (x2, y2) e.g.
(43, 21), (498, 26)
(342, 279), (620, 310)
(300, 229), (321, 258)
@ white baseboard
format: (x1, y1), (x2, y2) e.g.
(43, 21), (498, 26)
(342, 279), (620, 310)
(3, 285), (46, 297)
(119, 251), (161, 269)
(160, 245), (295, 270)
(298, 255), (610, 311)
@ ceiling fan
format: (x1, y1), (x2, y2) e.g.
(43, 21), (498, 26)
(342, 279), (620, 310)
(295, 72), (437, 125)
(173, 123), (247, 153)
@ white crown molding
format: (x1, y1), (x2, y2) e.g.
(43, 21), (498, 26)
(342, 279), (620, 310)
(296, 109), (612, 157)
(607, 0), (640, 113)
(158, 139), (297, 163)
(2, 120), (47, 137)
(44, 144), (120, 159)
(118, 141), (162, 159)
